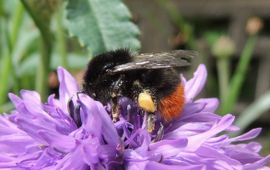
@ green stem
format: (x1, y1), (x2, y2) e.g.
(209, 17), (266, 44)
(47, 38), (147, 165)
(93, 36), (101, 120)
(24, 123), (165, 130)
(220, 35), (257, 114)
(0, 54), (11, 105)
(10, 1), (25, 94)
(0, 0), (3, 17)
(217, 57), (229, 103)
(56, 7), (68, 68)
(21, 0), (52, 101)
(10, 2), (24, 48)
(35, 35), (52, 101)
(0, 18), (12, 105)
(0, 1), (24, 106)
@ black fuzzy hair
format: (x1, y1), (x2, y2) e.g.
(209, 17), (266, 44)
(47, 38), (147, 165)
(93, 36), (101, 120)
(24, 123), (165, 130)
(83, 49), (132, 90)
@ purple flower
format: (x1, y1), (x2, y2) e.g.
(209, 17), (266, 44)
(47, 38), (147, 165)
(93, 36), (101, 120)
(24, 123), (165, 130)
(0, 64), (269, 170)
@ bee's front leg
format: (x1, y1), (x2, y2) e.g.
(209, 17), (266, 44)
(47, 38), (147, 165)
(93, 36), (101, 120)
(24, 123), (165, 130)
(143, 112), (164, 142)
(110, 75), (126, 123)
(111, 94), (120, 123)
(112, 105), (120, 123)
(147, 113), (156, 133)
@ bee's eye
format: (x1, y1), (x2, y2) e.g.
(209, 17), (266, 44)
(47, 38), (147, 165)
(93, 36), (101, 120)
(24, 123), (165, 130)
(102, 63), (114, 73)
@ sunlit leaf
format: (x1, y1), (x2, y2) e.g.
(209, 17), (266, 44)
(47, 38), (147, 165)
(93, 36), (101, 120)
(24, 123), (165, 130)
(65, 0), (141, 56)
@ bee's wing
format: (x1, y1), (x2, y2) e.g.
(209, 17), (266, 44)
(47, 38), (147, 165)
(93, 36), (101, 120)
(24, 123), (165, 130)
(112, 50), (197, 73)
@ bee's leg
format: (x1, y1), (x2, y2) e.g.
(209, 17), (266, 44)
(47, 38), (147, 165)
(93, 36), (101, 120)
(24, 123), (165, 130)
(143, 112), (164, 141)
(147, 113), (156, 133)
(137, 90), (157, 133)
(111, 75), (125, 123)
(153, 123), (164, 142)
(111, 95), (120, 123)
(112, 105), (120, 123)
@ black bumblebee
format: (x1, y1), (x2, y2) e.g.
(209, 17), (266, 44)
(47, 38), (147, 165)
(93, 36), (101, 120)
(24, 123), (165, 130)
(83, 49), (194, 131)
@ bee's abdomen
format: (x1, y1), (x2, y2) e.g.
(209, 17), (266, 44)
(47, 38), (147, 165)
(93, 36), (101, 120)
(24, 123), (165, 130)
(158, 83), (185, 121)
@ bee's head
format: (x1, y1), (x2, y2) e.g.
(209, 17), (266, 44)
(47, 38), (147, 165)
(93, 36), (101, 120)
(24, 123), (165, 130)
(83, 49), (132, 98)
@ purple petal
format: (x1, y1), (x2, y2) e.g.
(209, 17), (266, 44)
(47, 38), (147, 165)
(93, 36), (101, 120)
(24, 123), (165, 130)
(0, 134), (36, 154)
(148, 138), (188, 158)
(145, 161), (204, 170)
(81, 137), (103, 165)
(125, 158), (148, 170)
(20, 90), (48, 116)
(47, 94), (61, 109)
(185, 114), (235, 151)
(78, 94), (119, 146)
(164, 122), (213, 139)
(1, 65), (270, 169)
(181, 102), (207, 116)
(180, 112), (221, 123)
(54, 147), (88, 170)
(20, 90), (41, 105)
(196, 145), (241, 166)
(78, 96), (102, 138)
(244, 142), (263, 153)
(57, 67), (80, 112)
(124, 149), (148, 161)
(184, 64), (207, 102)
(230, 128), (262, 143)
(243, 155), (270, 169)
(0, 115), (22, 134)
(42, 106), (77, 134)
(8, 93), (22, 108)
(206, 135), (230, 147)
(11, 118), (49, 144)
(223, 143), (263, 164)
(38, 131), (76, 152)
(226, 124), (240, 132)
(135, 130), (151, 155)
(195, 98), (219, 112)
(0, 155), (17, 168)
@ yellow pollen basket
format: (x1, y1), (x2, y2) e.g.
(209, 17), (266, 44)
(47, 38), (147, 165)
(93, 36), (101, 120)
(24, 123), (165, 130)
(138, 91), (156, 113)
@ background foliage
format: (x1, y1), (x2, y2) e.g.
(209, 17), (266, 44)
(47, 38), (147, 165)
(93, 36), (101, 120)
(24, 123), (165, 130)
(0, 0), (140, 110)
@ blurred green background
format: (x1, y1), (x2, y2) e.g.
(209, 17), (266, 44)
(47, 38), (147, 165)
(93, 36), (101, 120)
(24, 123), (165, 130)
(0, 0), (269, 154)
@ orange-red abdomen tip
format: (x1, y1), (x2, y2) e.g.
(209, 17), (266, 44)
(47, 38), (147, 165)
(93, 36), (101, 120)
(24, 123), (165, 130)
(159, 83), (185, 121)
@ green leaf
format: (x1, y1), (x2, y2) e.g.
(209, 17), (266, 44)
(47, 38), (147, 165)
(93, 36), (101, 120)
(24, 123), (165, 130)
(235, 91), (270, 135)
(65, 0), (141, 56)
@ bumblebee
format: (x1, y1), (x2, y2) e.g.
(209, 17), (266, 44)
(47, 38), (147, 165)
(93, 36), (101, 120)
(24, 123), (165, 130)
(83, 49), (194, 132)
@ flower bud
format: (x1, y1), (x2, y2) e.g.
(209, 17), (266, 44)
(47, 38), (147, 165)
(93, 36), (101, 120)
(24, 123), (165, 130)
(246, 17), (263, 35)
(212, 36), (236, 59)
